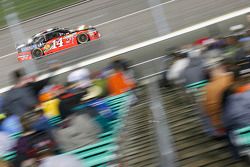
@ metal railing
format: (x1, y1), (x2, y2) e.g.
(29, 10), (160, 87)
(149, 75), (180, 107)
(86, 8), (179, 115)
(129, 55), (170, 82)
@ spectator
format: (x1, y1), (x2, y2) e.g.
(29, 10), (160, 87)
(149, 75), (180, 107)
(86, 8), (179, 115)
(111, 58), (129, 72)
(41, 98), (60, 118)
(3, 69), (38, 117)
(57, 84), (85, 120)
(67, 68), (91, 89)
(26, 76), (52, 101)
(167, 52), (190, 84)
(202, 61), (234, 137)
(181, 49), (206, 85)
(31, 108), (52, 134)
(0, 131), (16, 157)
(223, 36), (247, 63)
(107, 61), (135, 96)
(91, 72), (108, 97)
(39, 85), (63, 118)
(240, 29), (250, 54)
(14, 112), (56, 167)
(202, 39), (224, 68)
(1, 114), (22, 135)
(223, 87), (250, 130)
(220, 75), (250, 159)
(111, 59), (137, 86)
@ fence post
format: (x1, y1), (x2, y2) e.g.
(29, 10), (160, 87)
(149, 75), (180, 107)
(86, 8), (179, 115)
(147, 82), (176, 167)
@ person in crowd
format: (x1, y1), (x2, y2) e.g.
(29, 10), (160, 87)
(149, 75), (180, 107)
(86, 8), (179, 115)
(220, 73), (250, 159)
(67, 68), (91, 89)
(3, 69), (38, 117)
(0, 130), (16, 157)
(25, 76), (52, 101)
(81, 85), (113, 132)
(223, 36), (247, 63)
(167, 52), (190, 85)
(13, 112), (57, 167)
(31, 108), (53, 134)
(222, 81), (250, 130)
(56, 84), (86, 120)
(240, 29), (250, 55)
(39, 85), (63, 118)
(107, 60), (135, 96)
(91, 72), (108, 97)
(111, 58), (137, 86)
(202, 60), (234, 137)
(201, 38), (225, 67)
(41, 97), (60, 119)
(180, 48), (206, 85)
(1, 113), (22, 135)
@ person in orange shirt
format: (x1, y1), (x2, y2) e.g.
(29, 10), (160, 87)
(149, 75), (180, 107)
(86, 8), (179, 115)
(107, 61), (135, 96)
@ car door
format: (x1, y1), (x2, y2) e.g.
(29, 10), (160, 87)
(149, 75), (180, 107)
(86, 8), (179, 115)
(44, 30), (77, 54)
(43, 31), (66, 54)
(59, 29), (78, 48)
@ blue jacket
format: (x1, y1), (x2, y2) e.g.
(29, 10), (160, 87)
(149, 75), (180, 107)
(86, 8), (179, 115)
(223, 91), (250, 130)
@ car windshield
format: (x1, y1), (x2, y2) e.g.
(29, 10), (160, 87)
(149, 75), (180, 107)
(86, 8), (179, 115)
(32, 36), (45, 44)
(45, 29), (70, 41)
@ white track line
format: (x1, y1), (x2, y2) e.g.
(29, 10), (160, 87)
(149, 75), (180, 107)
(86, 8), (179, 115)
(0, 7), (249, 93)
(0, 0), (176, 60)
(95, 0), (176, 27)
(0, 52), (16, 60)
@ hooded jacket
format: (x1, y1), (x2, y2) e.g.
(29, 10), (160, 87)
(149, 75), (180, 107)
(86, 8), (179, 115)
(181, 57), (205, 85)
(223, 90), (250, 130)
(3, 87), (38, 116)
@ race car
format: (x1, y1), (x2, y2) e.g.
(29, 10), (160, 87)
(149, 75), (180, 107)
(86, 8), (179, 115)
(16, 25), (101, 62)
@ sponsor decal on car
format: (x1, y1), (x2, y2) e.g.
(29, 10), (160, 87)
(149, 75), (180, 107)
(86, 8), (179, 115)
(43, 44), (52, 52)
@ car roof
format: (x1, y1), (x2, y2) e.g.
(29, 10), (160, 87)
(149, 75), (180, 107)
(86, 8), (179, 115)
(33, 27), (62, 38)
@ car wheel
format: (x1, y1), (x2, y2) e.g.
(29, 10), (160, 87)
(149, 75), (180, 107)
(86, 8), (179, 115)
(77, 33), (89, 44)
(31, 48), (43, 59)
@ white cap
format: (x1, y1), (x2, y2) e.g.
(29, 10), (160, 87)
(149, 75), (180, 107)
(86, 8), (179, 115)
(67, 68), (91, 88)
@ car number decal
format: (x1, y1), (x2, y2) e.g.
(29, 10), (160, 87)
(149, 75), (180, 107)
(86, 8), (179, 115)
(51, 37), (64, 49)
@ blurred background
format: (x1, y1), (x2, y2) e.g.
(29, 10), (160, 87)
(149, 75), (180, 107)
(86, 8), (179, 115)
(0, 0), (250, 167)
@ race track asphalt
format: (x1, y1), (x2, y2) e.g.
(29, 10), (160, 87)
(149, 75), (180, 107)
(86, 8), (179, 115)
(0, 0), (249, 87)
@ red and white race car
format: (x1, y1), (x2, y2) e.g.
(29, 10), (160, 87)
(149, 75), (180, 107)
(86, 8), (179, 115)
(16, 25), (101, 62)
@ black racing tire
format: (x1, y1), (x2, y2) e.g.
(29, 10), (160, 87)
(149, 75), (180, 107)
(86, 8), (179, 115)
(31, 48), (43, 59)
(77, 33), (89, 44)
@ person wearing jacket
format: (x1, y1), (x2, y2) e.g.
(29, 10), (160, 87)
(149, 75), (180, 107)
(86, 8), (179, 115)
(203, 62), (234, 136)
(3, 70), (38, 117)
(181, 49), (206, 85)
(223, 90), (250, 130)
(167, 52), (190, 85)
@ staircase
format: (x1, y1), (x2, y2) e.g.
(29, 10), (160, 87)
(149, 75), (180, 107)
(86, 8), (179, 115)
(119, 88), (160, 167)
(161, 88), (249, 167)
